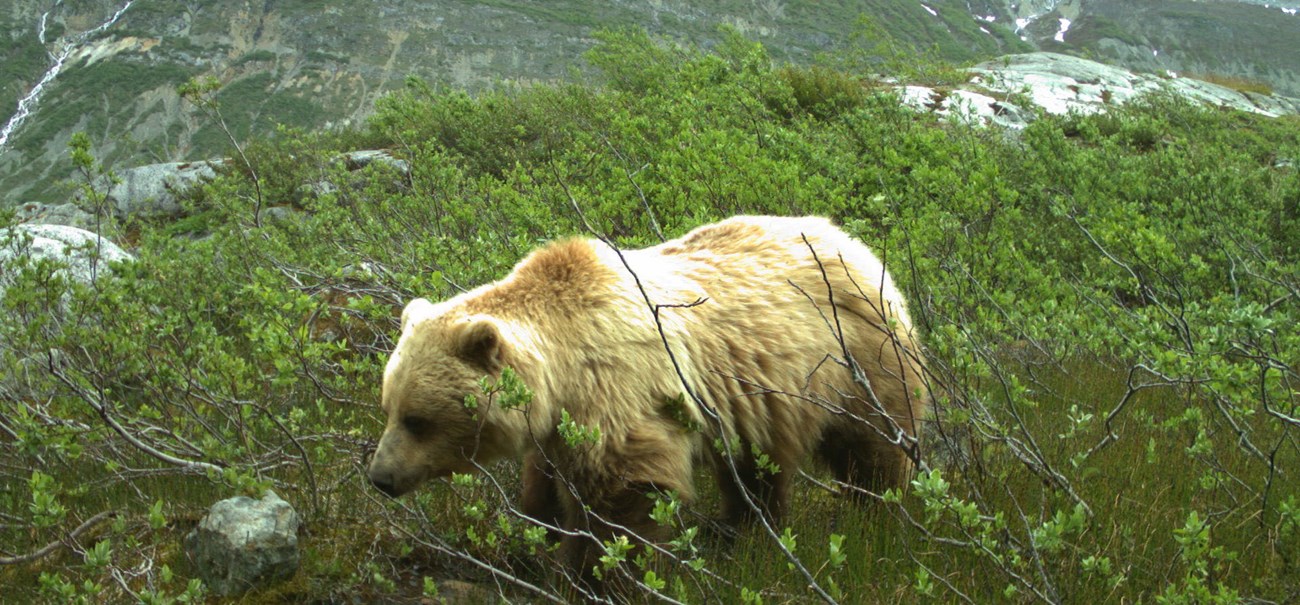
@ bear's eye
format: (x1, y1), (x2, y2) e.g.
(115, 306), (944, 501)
(402, 415), (434, 436)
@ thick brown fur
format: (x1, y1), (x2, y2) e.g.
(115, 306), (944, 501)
(367, 216), (928, 590)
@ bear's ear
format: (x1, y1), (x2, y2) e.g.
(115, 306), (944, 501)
(401, 298), (437, 332)
(457, 317), (505, 374)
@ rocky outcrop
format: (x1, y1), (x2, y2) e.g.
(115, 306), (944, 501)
(899, 52), (1300, 129)
(0, 224), (131, 300)
(14, 201), (98, 231)
(102, 160), (220, 221)
(184, 491), (301, 597)
(971, 53), (1300, 117)
(898, 86), (1034, 130)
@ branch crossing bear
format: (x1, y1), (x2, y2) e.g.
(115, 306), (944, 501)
(367, 215), (928, 589)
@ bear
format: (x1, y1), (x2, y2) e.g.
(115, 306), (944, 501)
(367, 215), (927, 590)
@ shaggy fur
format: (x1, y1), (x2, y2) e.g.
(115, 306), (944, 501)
(368, 215), (927, 585)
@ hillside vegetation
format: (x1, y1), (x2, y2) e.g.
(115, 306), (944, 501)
(2, 30), (1299, 603)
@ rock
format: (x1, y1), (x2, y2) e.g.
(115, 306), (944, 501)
(897, 86), (1032, 130)
(968, 52), (1300, 118)
(184, 491), (301, 597)
(434, 579), (501, 604)
(0, 224), (132, 300)
(0, 225), (132, 398)
(342, 149), (410, 175)
(14, 202), (100, 231)
(262, 206), (302, 223)
(897, 52), (1300, 129)
(103, 160), (221, 221)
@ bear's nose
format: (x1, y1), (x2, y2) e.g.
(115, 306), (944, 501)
(369, 472), (400, 497)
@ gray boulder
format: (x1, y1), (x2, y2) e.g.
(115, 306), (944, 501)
(104, 160), (220, 221)
(184, 491), (301, 597)
(0, 225), (132, 397)
(0, 224), (132, 301)
(342, 149), (410, 176)
(14, 201), (99, 231)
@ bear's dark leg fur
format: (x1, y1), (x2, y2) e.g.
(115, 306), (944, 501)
(558, 479), (670, 599)
(521, 451), (565, 534)
(817, 425), (913, 498)
(715, 449), (795, 529)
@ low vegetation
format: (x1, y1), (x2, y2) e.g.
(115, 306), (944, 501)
(2, 29), (1298, 603)
(1187, 72), (1275, 96)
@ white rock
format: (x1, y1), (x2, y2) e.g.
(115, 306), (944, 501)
(14, 201), (99, 231)
(969, 52), (1300, 118)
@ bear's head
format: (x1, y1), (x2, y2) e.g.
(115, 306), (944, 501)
(368, 298), (521, 497)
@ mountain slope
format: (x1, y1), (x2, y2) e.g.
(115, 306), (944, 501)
(4, 0), (1298, 208)
(0, 0), (1028, 206)
(1013, 0), (1300, 98)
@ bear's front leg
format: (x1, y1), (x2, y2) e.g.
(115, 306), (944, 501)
(558, 479), (671, 598)
(714, 446), (797, 529)
(520, 450), (564, 533)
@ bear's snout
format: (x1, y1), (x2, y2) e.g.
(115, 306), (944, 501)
(367, 439), (412, 497)
(369, 469), (401, 497)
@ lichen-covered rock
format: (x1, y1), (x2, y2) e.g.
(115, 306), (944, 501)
(103, 160), (220, 221)
(14, 201), (99, 231)
(0, 224), (132, 301)
(342, 149), (410, 175)
(184, 491), (300, 597)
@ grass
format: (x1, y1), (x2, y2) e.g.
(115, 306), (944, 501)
(1187, 72), (1275, 96)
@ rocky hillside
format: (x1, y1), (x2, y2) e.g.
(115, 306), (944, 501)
(1006, 0), (1300, 98)
(0, 0), (1028, 207)
(2, 0), (1297, 209)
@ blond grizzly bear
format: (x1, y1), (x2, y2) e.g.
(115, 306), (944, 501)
(368, 215), (927, 582)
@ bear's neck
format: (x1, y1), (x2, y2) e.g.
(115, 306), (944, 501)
(494, 325), (560, 458)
